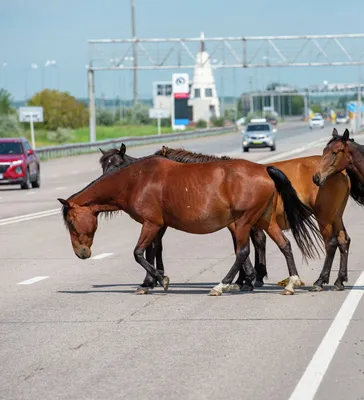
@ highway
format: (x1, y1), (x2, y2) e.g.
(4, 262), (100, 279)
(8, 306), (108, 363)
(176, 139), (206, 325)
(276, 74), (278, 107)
(1, 121), (364, 400)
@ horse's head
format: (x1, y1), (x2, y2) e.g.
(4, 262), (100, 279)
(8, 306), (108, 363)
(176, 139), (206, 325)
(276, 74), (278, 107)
(313, 128), (352, 187)
(99, 143), (129, 174)
(58, 198), (98, 259)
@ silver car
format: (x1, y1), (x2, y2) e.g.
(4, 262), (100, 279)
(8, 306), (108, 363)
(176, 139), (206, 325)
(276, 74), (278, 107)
(242, 121), (277, 152)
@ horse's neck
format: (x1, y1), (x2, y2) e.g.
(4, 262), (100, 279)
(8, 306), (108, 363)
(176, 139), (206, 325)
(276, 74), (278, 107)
(349, 144), (364, 182)
(72, 172), (130, 212)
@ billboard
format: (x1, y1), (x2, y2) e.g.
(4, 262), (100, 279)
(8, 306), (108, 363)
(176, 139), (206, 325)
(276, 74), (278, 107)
(172, 73), (189, 127)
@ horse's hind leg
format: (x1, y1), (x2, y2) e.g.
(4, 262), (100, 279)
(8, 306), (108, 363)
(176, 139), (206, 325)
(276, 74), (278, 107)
(210, 219), (256, 296)
(311, 223), (338, 292)
(263, 221), (303, 295)
(250, 228), (267, 288)
(140, 242), (157, 288)
(333, 224), (351, 291)
(155, 226), (167, 278)
(134, 222), (169, 295)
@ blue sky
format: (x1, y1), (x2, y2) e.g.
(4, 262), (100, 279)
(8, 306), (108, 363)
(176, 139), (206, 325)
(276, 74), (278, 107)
(1, 0), (364, 101)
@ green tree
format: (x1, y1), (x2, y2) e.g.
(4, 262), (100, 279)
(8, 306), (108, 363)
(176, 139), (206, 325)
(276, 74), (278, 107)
(28, 89), (89, 130)
(0, 88), (13, 115)
(291, 95), (304, 115)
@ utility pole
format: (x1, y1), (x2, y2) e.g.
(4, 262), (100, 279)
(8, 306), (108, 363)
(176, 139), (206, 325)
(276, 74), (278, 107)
(131, 0), (138, 104)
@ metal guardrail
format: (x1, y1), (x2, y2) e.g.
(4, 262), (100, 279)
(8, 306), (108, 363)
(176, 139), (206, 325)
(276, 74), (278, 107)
(35, 126), (236, 161)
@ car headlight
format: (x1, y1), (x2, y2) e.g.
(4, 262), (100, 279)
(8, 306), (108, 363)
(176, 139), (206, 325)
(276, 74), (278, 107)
(11, 160), (23, 166)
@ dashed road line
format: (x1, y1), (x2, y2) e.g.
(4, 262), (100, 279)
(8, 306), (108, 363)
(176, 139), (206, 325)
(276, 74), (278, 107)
(55, 186), (66, 190)
(91, 253), (114, 260)
(0, 209), (60, 226)
(17, 276), (49, 285)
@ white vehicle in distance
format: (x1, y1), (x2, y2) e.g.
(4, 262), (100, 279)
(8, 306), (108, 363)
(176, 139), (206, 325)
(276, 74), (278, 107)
(309, 114), (325, 129)
(241, 118), (277, 152)
(336, 112), (349, 124)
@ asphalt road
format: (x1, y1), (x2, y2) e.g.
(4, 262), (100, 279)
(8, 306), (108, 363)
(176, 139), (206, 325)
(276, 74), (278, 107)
(1, 121), (364, 400)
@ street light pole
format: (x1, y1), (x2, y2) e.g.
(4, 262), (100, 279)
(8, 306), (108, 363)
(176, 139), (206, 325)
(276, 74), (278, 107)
(131, 0), (138, 105)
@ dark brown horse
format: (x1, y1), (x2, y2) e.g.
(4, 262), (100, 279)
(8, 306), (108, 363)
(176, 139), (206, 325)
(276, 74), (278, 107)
(99, 144), (267, 291)
(58, 155), (323, 296)
(101, 143), (352, 292)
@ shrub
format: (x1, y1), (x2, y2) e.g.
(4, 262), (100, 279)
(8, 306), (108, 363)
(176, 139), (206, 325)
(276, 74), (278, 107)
(47, 127), (74, 144)
(0, 114), (23, 137)
(96, 109), (115, 126)
(28, 89), (89, 130)
(196, 119), (207, 128)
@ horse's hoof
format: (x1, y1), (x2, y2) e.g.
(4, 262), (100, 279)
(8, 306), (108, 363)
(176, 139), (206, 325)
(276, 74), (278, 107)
(281, 289), (294, 295)
(332, 284), (344, 291)
(277, 278), (290, 287)
(162, 276), (170, 291)
(310, 285), (323, 292)
(208, 289), (222, 296)
(254, 280), (264, 288)
(136, 287), (150, 295)
(227, 284), (241, 292)
(242, 284), (254, 292)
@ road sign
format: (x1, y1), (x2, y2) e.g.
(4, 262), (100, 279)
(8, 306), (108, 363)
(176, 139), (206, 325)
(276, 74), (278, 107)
(149, 108), (170, 119)
(149, 108), (171, 135)
(18, 107), (43, 149)
(19, 107), (44, 123)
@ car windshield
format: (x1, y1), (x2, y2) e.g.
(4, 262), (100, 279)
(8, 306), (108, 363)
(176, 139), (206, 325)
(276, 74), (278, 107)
(247, 124), (270, 132)
(0, 142), (23, 155)
(312, 117), (322, 121)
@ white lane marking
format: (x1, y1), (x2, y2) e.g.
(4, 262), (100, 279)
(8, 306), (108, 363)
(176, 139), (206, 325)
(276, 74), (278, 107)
(25, 192), (35, 196)
(50, 174), (58, 178)
(55, 186), (66, 190)
(91, 253), (114, 260)
(71, 170), (79, 175)
(0, 209), (60, 226)
(289, 271), (364, 400)
(17, 276), (49, 285)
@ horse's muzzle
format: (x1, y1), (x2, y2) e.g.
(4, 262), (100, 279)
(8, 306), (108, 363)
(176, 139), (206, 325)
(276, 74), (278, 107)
(312, 173), (323, 187)
(76, 247), (91, 259)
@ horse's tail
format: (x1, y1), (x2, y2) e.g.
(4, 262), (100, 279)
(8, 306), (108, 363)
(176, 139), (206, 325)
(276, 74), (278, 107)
(266, 166), (323, 261)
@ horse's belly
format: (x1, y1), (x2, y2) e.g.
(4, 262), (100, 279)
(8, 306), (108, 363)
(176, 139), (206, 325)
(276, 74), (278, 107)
(164, 211), (233, 234)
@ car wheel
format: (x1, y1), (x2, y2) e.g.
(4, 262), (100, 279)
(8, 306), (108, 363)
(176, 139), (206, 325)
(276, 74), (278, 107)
(243, 147), (249, 152)
(270, 144), (276, 151)
(32, 167), (40, 188)
(21, 169), (32, 190)
(309, 126), (312, 130)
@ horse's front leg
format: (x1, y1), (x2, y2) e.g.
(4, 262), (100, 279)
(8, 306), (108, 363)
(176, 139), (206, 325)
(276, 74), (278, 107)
(134, 222), (170, 295)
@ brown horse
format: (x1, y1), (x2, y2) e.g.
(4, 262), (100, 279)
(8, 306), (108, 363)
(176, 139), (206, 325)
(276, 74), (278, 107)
(313, 128), (364, 289)
(58, 155), (323, 296)
(100, 144), (352, 292)
(99, 144), (266, 291)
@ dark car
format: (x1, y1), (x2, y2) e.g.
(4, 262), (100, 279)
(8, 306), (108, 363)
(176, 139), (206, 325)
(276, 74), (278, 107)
(0, 137), (40, 189)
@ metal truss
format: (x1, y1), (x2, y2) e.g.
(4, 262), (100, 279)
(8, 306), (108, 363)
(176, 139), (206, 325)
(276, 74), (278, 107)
(88, 33), (364, 70)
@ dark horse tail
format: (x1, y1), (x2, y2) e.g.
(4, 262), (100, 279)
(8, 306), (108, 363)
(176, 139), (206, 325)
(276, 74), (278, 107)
(266, 166), (323, 261)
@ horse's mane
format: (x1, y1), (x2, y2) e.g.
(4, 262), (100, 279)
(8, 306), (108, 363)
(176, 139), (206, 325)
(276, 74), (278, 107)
(346, 168), (364, 207)
(154, 147), (232, 163)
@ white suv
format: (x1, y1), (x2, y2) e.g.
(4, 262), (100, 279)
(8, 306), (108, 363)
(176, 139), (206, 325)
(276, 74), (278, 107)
(309, 115), (324, 129)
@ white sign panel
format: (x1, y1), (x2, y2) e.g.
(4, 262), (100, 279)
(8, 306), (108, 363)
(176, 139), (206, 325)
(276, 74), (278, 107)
(19, 107), (44, 123)
(172, 73), (189, 95)
(149, 108), (171, 119)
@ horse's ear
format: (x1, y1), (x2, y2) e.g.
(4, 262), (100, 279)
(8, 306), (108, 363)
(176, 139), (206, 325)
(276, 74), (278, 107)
(161, 146), (167, 157)
(332, 128), (339, 138)
(99, 148), (105, 155)
(119, 143), (126, 156)
(58, 198), (71, 207)
(343, 129), (350, 142)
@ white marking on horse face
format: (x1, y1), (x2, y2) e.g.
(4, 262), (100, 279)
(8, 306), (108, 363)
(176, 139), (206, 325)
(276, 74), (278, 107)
(185, 187), (188, 191)
(285, 275), (302, 293)
(108, 160), (112, 163)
